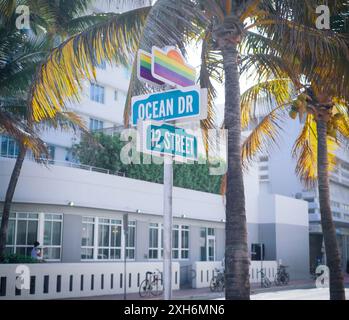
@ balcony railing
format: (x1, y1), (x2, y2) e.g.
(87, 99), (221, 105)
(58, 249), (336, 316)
(0, 155), (127, 178)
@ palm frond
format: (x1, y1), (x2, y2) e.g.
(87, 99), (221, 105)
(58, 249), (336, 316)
(241, 53), (300, 87)
(199, 34), (221, 153)
(241, 78), (292, 129)
(0, 0), (16, 19)
(333, 102), (349, 145)
(292, 114), (338, 187)
(241, 103), (287, 168)
(30, 6), (151, 122)
(39, 111), (87, 134)
(0, 107), (47, 157)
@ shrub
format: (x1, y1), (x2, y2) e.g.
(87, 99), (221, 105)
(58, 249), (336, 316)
(1, 254), (41, 264)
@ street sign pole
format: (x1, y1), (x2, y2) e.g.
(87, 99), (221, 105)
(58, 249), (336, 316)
(163, 81), (173, 301)
(163, 154), (173, 300)
(135, 46), (206, 300)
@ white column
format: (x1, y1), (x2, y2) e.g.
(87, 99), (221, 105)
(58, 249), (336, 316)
(93, 217), (99, 260)
(38, 212), (45, 246)
(163, 155), (173, 300)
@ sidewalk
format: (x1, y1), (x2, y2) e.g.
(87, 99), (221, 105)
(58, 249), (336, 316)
(68, 276), (349, 300)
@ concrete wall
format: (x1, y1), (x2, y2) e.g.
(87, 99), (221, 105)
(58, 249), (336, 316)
(0, 158), (225, 223)
(258, 224), (276, 260)
(61, 215), (82, 263)
(276, 224), (310, 279)
(0, 262), (180, 300)
(257, 194), (310, 280)
(135, 220), (149, 261)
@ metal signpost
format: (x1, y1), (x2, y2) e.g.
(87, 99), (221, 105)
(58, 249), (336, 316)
(133, 46), (207, 300)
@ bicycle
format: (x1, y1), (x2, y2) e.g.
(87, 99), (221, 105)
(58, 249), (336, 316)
(274, 265), (290, 286)
(257, 269), (272, 288)
(210, 268), (225, 292)
(139, 269), (163, 297)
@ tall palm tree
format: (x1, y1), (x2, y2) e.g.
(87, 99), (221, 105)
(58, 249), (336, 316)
(0, 0), (100, 259)
(241, 2), (349, 298)
(3, 0), (344, 299)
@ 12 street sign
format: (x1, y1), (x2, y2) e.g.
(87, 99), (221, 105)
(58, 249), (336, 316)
(131, 85), (207, 126)
(138, 121), (198, 162)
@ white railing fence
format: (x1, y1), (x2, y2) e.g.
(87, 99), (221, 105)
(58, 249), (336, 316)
(192, 261), (278, 288)
(0, 262), (180, 300)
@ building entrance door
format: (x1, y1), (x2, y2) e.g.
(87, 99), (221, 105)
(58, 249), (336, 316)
(207, 236), (215, 261)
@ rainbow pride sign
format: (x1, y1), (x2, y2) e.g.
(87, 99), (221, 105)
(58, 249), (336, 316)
(137, 46), (196, 88)
(138, 50), (164, 87)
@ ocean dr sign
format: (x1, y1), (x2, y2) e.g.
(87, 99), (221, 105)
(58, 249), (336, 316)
(138, 121), (198, 161)
(131, 85), (207, 126)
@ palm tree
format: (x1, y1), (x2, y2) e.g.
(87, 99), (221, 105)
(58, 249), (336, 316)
(0, 0), (101, 260)
(2, 0), (344, 299)
(241, 3), (349, 299)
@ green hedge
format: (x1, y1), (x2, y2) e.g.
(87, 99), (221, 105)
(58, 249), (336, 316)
(71, 132), (224, 194)
(2, 254), (41, 264)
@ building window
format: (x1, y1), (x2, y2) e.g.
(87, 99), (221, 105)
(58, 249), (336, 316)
(4, 213), (62, 260)
(47, 145), (55, 160)
(172, 225), (189, 259)
(6, 213), (38, 256)
(43, 214), (62, 260)
(126, 221), (136, 259)
(330, 201), (341, 209)
(89, 118), (104, 132)
(200, 227), (215, 261)
(114, 90), (118, 101)
(0, 135), (19, 158)
(81, 217), (135, 261)
(181, 226), (189, 259)
(90, 83), (105, 104)
(81, 217), (95, 260)
(149, 223), (188, 260)
(259, 156), (269, 162)
(333, 212), (342, 219)
(341, 162), (349, 172)
(149, 223), (162, 259)
(98, 218), (122, 260)
(259, 175), (269, 181)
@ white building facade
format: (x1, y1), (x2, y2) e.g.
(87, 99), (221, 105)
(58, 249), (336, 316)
(250, 117), (349, 273)
(0, 155), (310, 285)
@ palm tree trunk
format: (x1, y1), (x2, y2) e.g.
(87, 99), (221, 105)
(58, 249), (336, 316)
(0, 143), (27, 261)
(316, 117), (345, 300)
(222, 45), (250, 300)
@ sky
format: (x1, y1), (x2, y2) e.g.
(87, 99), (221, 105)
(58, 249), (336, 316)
(187, 42), (256, 126)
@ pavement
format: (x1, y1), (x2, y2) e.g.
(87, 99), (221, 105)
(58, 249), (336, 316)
(68, 275), (349, 300)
